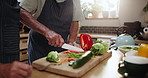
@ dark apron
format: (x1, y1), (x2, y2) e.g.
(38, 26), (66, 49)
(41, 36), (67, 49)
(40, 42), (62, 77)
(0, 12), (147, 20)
(0, 0), (20, 63)
(28, 0), (73, 64)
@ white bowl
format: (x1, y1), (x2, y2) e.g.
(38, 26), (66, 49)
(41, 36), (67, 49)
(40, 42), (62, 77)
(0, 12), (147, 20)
(125, 56), (148, 64)
(118, 45), (139, 54)
(125, 51), (137, 57)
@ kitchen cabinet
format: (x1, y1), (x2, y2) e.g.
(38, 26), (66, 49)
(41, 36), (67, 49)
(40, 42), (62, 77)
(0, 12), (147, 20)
(20, 33), (28, 63)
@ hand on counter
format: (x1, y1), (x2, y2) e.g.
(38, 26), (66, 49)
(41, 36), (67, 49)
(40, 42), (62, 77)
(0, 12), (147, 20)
(0, 61), (32, 78)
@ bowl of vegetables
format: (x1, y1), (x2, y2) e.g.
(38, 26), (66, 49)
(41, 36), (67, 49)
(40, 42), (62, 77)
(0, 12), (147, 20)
(118, 45), (139, 54)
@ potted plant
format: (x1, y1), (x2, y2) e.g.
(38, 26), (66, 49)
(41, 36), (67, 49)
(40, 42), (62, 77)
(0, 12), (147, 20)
(81, 2), (102, 18)
(81, 2), (93, 18)
(91, 3), (102, 18)
(143, 3), (148, 12)
(143, 3), (148, 23)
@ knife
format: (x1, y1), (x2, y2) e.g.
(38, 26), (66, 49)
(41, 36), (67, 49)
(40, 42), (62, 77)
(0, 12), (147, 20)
(61, 43), (84, 52)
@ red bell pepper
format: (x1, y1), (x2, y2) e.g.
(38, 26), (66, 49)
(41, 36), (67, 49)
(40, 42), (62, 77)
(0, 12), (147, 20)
(68, 58), (75, 62)
(80, 34), (93, 50)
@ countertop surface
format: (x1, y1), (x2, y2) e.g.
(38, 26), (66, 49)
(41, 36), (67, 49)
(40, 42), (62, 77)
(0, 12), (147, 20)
(78, 33), (117, 39)
(135, 38), (148, 44)
(29, 49), (123, 78)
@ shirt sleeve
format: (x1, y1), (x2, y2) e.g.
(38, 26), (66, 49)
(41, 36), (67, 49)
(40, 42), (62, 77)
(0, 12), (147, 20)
(19, 0), (37, 14)
(72, 0), (85, 21)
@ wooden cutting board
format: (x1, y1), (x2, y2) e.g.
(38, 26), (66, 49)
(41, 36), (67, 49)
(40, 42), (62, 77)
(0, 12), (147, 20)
(32, 50), (112, 78)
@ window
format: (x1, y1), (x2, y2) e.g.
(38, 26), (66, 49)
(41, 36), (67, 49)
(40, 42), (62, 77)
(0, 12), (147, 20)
(80, 0), (120, 19)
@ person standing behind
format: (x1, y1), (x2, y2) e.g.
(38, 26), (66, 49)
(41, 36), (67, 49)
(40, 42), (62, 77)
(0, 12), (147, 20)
(0, 0), (32, 78)
(20, 0), (84, 64)
(0, 0), (58, 77)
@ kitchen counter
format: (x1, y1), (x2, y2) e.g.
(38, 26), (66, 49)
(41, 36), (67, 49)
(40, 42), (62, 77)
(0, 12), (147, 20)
(78, 33), (117, 39)
(82, 33), (148, 45)
(29, 49), (123, 78)
(135, 39), (148, 44)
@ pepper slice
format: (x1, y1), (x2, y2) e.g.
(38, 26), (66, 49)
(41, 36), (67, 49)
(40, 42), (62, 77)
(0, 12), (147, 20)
(62, 50), (86, 54)
(68, 50), (86, 53)
(68, 58), (75, 62)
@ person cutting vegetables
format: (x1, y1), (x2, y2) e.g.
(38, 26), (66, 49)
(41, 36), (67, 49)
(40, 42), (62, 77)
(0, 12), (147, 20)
(20, 0), (84, 64)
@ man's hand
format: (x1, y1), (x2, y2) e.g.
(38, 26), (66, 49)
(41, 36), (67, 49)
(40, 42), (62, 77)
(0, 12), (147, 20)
(44, 31), (64, 47)
(67, 21), (80, 48)
(68, 42), (81, 48)
(0, 61), (32, 78)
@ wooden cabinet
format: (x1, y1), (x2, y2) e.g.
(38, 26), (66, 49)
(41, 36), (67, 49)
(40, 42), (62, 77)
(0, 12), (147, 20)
(20, 34), (28, 63)
(20, 39), (28, 50)
(135, 39), (148, 44)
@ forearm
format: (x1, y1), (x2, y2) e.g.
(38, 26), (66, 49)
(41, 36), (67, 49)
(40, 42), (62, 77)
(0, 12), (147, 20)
(68, 21), (80, 43)
(20, 8), (64, 47)
(20, 8), (52, 36)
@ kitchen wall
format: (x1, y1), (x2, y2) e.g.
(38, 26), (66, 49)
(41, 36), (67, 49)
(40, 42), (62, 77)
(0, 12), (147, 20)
(80, 0), (148, 27)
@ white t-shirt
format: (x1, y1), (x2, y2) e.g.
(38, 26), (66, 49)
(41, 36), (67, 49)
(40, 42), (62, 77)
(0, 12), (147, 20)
(20, 0), (84, 21)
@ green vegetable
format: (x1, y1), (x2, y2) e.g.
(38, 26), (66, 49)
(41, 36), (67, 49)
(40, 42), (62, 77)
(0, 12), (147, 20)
(133, 47), (138, 50)
(95, 40), (103, 43)
(46, 51), (60, 62)
(68, 52), (84, 58)
(91, 40), (109, 55)
(143, 3), (148, 12)
(120, 46), (138, 51)
(70, 51), (93, 68)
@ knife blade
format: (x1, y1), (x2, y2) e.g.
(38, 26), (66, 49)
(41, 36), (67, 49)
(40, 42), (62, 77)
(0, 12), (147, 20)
(61, 43), (84, 52)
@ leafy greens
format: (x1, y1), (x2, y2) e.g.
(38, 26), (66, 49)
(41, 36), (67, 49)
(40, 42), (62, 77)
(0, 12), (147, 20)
(46, 51), (60, 62)
(91, 40), (109, 55)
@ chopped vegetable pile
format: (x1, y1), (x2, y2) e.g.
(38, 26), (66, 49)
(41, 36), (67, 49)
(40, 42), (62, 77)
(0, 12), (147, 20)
(120, 46), (138, 51)
(45, 40), (110, 68)
(91, 40), (109, 55)
(68, 52), (84, 58)
(46, 51), (60, 62)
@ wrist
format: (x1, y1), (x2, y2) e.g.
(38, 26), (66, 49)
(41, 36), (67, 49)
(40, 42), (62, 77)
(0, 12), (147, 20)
(42, 29), (54, 38)
(67, 41), (76, 44)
